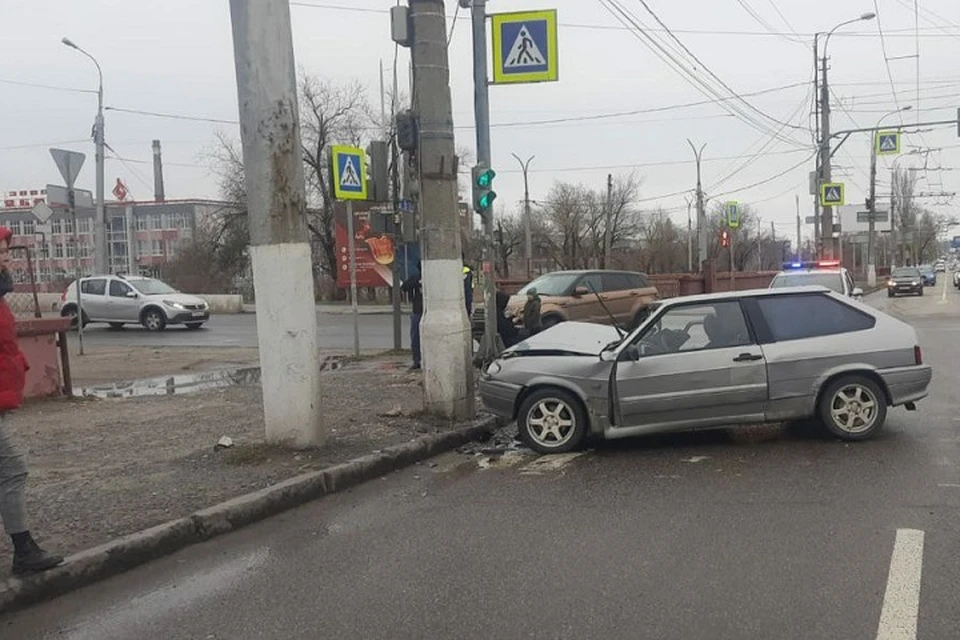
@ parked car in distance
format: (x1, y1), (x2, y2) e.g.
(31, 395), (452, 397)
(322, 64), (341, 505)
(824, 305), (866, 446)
(768, 260), (862, 299)
(918, 264), (937, 286)
(934, 260), (945, 273)
(953, 268), (960, 289)
(887, 267), (924, 297)
(61, 275), (210, 331)
(480, 286), (931, 454)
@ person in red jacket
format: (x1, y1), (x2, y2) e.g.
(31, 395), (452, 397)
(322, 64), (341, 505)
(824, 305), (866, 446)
(0, 227), (62, 574)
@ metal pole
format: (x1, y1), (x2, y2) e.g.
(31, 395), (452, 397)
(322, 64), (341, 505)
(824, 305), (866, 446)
(346, 201), (360, 358)
(796, 194), (802, 259)
(391, 123), (402, 352)
(757, 217), (762, 272)
(228, 0), (323, 446)
(512, 153), (534, 278)
(819, 47), (834, 259)
(688, 140), (707, 270)
(411, 0), (475, 419)
(813, 34), (821, 257)
(604, 173), (613, 268)
(730, 230), (736, 289)
(69, 188), (84, 355)
(867, 132), (878, 285)
(686, 197), (693, 272)
(471, 0), (497, 364)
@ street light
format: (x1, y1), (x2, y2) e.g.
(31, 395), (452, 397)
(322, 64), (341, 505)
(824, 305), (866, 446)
(61, 37), (107, 276)
(866, 105), (912, 284)
(815, 12), (876, 260)
(511, 153), (535, 278)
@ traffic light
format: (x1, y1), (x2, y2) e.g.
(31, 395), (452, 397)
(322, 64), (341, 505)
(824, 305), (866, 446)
(395, 110), (418, 153)
(720, 229), (730, 248)
(472, 162), (497, 216)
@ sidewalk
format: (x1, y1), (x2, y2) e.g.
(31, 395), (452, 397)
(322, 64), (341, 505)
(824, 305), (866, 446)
(0, 354), (476, 580)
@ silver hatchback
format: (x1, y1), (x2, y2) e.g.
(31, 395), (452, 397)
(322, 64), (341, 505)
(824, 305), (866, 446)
(480, 286), (931, 454)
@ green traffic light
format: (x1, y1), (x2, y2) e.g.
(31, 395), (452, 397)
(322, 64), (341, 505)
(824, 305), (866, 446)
(476, 169), (496, 188)
(478, 191), (497, 210)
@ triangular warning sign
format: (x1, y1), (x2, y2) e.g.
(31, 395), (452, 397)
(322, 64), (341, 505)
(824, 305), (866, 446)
(879, 135), (897, 151)
(341, 157), (361, 187)
(504, 25), (546, 68)
(826, 187), (840, 201)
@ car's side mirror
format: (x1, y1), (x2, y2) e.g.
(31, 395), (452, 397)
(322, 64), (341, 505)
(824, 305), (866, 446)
(573, 286), (590, 297)
(126, 291), (138, 298)
(852, 287), (864, 298)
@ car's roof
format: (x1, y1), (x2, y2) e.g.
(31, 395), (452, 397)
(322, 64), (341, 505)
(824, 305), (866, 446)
(533, 269), (647, 277)
(656, 285), (834, 308)
(773, 268), (847, 276)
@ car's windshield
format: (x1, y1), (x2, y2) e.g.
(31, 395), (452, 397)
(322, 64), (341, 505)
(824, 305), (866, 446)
(770, 272), (843, 293)
(129, 278), (179, 295)
(919, 265), (933, 274)
(517, 272), (581, 297)
(892, 268), (921, 278)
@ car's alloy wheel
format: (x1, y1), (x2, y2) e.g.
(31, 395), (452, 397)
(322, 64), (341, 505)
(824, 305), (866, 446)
(819, 376), (886, 440)
(142, 310), (166, 332)
(518, 389), (587, 454)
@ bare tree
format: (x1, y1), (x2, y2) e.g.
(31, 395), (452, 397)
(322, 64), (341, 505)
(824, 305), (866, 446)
(637, 209), (686, 273)
(493, 211), (524, 278)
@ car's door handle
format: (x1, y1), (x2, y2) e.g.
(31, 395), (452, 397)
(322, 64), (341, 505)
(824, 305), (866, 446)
(733, 353), (763, 362)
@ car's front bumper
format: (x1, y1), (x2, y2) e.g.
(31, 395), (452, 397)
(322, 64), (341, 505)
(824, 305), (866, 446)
(478, 378), (522, 419)
(889, 283), (922, 294)
(168, 311), (210, 324)
(880, 365), (933, 406)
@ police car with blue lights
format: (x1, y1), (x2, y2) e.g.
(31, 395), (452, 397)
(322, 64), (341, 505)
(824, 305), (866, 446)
(768, 260), (863, 299)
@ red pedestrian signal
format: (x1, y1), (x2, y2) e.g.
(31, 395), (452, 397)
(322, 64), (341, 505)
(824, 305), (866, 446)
(720, 229), (730, 248)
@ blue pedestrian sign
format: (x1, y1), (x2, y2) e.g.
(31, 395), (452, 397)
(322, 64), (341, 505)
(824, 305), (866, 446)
(491, 10), (559, 85)
(331, 145), (367, 200)
(876, 131), (900, 156)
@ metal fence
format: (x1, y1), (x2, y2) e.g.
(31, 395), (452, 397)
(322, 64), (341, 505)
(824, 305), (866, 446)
(6, 245), (42, 318)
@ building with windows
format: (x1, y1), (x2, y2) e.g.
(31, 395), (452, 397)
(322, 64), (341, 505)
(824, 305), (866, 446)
(0, 194), (231, 291)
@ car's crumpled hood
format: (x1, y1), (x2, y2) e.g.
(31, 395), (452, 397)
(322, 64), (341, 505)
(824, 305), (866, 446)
(508, 321), (622, 356)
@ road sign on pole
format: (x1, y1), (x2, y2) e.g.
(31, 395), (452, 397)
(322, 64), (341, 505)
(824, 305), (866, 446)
(725, 201), (740, 228)
(49, 148), (85, 188)
(331, 145), (368, 201)
(820, 182), (845, 207)
(46, 184), (93, 209)
(876, 131), (900, 156)
(491, 10), (559, 85)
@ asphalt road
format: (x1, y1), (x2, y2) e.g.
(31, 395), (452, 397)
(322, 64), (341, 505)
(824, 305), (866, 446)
(74, 310), (411, 351)
(5, 281), (960, 639)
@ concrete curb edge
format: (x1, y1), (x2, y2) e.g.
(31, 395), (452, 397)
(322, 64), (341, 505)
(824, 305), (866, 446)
(0, 414), (502, 615)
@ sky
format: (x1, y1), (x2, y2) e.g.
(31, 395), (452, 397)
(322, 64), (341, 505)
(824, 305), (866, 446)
(2, 0), (959, 244)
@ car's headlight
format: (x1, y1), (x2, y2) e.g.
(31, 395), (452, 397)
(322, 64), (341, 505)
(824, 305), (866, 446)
(912, 281), (920, 286)
(163, 300), (186, 310)
(485, 360), (502, 376)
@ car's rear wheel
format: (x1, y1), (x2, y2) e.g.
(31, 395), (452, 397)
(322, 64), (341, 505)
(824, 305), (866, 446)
(185, 322), (204, 330)
(141, 309), (167, 332)
(818, 375), (887, 441)
(61, 306), (89, 329)
(517, 388), (587, 455)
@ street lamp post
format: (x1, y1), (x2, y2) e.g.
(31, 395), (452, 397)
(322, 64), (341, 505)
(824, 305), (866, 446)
(511, 153), (535, 279)
(815, 12), (875, 260)
(62, 37), (107, 276)
(867, 105), (911, 285)
(687, 139), (707, 270)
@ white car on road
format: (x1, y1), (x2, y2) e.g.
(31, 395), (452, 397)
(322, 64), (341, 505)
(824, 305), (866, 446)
(61, 275), (210, 331)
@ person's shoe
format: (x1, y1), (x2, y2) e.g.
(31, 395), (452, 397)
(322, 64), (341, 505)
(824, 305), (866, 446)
(12, 541), (63, 575)
(409, 363), (421, 371)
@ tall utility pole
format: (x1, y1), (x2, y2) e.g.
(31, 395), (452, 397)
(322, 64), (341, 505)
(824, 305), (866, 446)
(469, 0), (497, 364)
(796, 194), (802, 260)
(687, 140), (707, 269)
(868, 106), (912, 286)
(512, 153), (535, 278)
(685, 196), (693, 272)
(411, 0), (475, 419)
(61, 37), (107, 275)
(228, 0), (323, 447)
(757, 217), (763, 271)
(603, 173), (613, 268)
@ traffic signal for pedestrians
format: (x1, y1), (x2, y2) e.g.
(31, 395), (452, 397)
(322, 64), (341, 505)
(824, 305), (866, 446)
(720, 229), (730, 248)
(472, 162), (497, 216)
(395, 110), (418, 152)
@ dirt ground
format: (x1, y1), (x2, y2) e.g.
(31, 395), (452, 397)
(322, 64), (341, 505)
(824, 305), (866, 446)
(0, 354), (474, 578)
(66, 346), (260, 387)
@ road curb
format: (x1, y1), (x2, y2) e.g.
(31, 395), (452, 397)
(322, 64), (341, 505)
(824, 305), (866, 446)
(0, 414), (502, 615)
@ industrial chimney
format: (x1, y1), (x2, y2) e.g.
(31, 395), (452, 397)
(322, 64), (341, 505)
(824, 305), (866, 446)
(152, 139), (165, 202)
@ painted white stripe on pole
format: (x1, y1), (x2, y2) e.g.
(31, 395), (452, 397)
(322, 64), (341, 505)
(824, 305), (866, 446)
(876, 528), (924, 640)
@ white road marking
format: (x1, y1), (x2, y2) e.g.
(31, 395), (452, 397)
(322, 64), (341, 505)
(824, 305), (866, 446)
(681, 455), (710, 463)
(876, 528), (925, 640)
(936, 483), (960, 488)
(939, 276), (948, 303)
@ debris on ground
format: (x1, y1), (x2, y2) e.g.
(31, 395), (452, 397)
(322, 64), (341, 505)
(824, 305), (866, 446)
(215, 435), (235, 450)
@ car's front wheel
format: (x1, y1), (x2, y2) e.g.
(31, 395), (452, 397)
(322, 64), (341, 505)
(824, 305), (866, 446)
(517, 388), (588, 454)
(141, 309), (167, 332)
(818, 375), (887, 441)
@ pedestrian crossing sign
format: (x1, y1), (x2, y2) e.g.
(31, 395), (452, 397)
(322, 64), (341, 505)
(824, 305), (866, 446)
(820, 182), (845, 207)
(876, 131), (900, 156)
(491, 10), (559, 85)
(331, 145), (367, 201)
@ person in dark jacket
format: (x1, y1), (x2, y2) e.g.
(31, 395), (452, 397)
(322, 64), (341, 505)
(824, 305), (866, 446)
(462, 263), (474, 317)
(495, 289), (521, 348)
(400, 262), (423, 370)
(521, 287), (543, 336)
(0, 227), (63, 574)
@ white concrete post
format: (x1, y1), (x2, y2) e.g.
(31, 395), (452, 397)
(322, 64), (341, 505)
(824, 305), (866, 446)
(228, 0), (324, 447)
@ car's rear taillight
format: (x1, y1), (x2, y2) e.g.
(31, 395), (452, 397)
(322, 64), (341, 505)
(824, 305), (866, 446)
(914, 345), (923, 365)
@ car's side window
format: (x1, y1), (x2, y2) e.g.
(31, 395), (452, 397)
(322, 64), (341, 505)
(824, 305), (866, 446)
(81, 278), (106, 296)
(635, 301), (751, 356)
(578, 274), (604, 294)
(757, 293), (875, 341)
(601, 273), (633, 292)
(109, 280), (133, 298)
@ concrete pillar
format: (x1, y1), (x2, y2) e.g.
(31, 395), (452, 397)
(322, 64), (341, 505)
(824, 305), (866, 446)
(125, 205), (136, 275)
(228, 0), (323, 447)
(410, 0), (475, 419)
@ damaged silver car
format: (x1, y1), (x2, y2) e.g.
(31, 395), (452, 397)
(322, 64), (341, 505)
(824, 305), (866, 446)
(479, 286), (932, 454)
